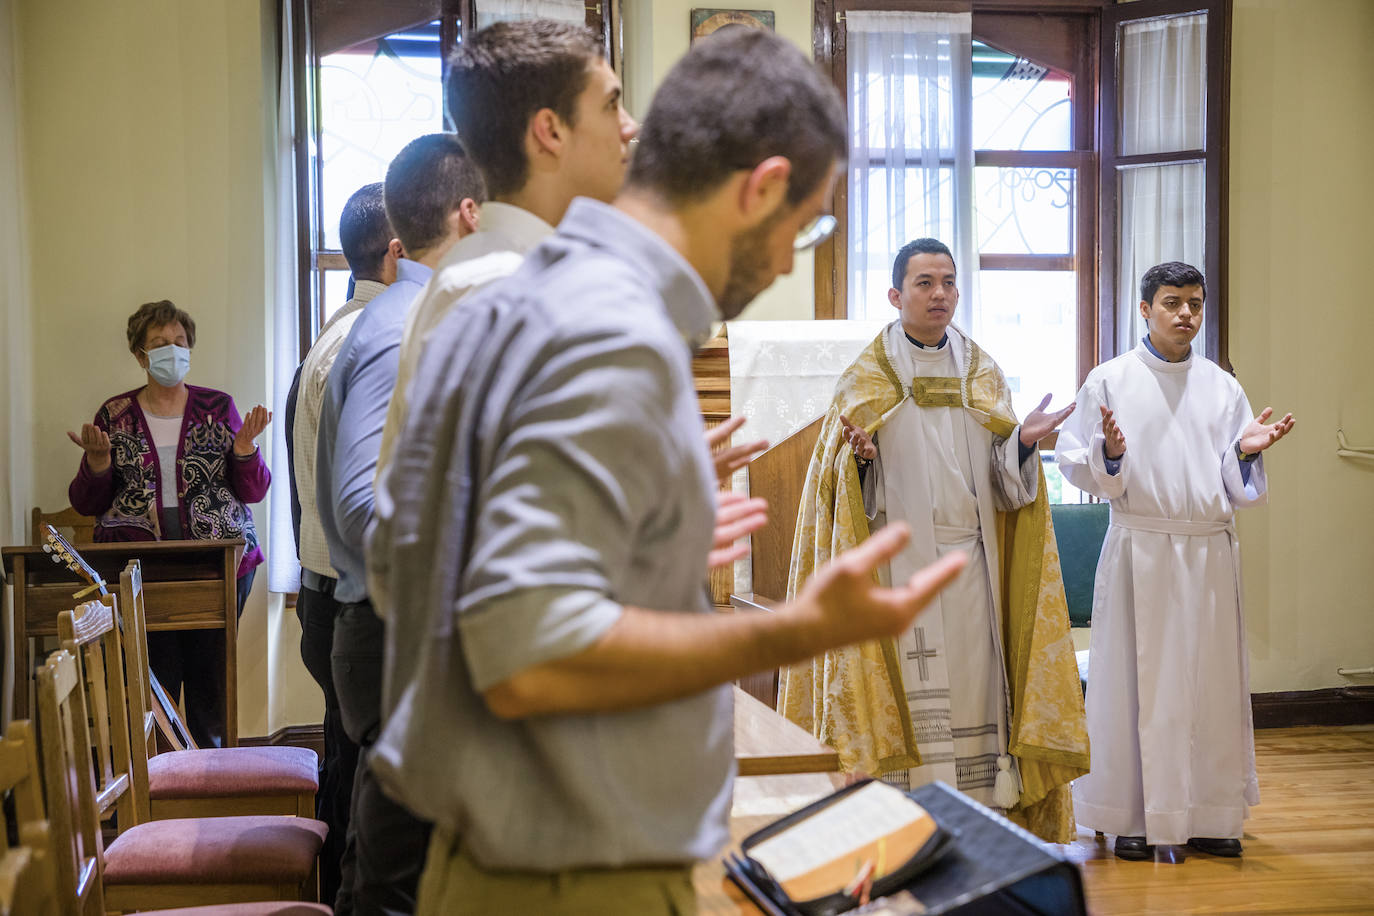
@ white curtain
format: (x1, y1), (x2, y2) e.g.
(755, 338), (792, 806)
(846, 11), (975, 328)
(475, 0), (585, 29)
(1116, 13), (1207, 355)
(0, 0), (33, 725)
(268, 0), (302, 597)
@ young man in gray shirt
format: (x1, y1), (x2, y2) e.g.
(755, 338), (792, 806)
(369, 28), (968, 915)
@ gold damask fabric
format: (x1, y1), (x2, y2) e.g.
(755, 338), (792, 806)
(778, 325), (1089, 842)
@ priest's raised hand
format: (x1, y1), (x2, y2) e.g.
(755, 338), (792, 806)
(1238, 407), (1296, 456)
(1018, 393), (1076, 447)
(839, 413), (877, 461)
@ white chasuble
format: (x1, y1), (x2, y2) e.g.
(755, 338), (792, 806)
(861, 323), (1037, 805)
(1055, 342), (1266, 844)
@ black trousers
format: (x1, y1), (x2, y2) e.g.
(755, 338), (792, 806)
(297, 580), (358, 909)
(332, 598), (432, 916)
(147, 568), (254, 749)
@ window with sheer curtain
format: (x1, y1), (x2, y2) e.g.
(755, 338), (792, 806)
(815, 0), (1229, 371)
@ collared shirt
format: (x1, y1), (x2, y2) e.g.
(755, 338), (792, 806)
(315, 261), (431, 603)
(368, 198), (730, 871)
(374, 202), (555, 490)
(293, 279), (386, 577)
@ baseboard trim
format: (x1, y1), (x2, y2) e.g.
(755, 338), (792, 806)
(1252, 687), (1374, 729)
(240, 723), (325, 756)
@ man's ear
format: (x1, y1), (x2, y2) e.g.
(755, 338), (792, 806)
(888, 287), (902, 310)
(387, 238), (405, 261)
(1138, 299), (1150, 321)
(527, 108), (566, 163)
(456, 198), (481, 235)
(738, 155), (792, 225)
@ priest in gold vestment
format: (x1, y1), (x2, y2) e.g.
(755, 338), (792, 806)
(781, 239), (1089, 842)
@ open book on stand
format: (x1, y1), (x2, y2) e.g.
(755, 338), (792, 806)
(724, 780), (1086, 916)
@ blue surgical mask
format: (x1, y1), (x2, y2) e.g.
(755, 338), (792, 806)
(144, 344), (191, 387)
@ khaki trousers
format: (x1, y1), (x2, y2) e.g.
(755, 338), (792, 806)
(416, 829), (697, 916)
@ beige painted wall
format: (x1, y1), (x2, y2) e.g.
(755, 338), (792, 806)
(1229, 0), (1374, 692)
(14, 0), (285, 736)
(621, 0), (818, 321)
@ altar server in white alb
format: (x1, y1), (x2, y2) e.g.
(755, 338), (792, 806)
(1055, 261), (1295, 861)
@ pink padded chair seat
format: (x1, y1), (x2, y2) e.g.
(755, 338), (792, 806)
(148, 746), (319, 799)
(103, 815), (327, 885)
(150, 905), (332, 915)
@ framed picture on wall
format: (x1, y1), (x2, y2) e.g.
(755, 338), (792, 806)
(690, 8), (775, 43)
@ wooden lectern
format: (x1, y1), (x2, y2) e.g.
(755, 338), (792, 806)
(735, 416), (825, 605)
(2, 538), (244, 745)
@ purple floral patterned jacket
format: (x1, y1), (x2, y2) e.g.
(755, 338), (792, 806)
(68, 384), (270, 578)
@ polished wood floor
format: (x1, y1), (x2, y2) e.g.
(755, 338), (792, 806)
(698, 725), (1374, 915)
(1067, 725), (1374, 915)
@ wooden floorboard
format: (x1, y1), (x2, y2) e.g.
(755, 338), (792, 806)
(1066, 725), (1374, 914)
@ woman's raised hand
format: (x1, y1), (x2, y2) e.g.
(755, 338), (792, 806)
(66, 424), (112, 473)
(233, 405), (273, 457)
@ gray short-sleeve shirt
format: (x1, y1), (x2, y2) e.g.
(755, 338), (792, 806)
(368, 198), (734, 871)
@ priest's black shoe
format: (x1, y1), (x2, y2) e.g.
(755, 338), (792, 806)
(1187, 837), (1242, 857)
(1113, 836), (1155, 860)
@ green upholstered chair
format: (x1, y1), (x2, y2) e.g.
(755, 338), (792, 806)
(1050, 502), (1110, 692)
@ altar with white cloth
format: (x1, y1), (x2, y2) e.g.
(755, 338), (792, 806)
(723, 320), (888, 596)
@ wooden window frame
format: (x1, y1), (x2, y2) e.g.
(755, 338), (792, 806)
(1100, 0), (1231, 369)
(292, 1), (615, 355)
(813, 0), (1229, 378)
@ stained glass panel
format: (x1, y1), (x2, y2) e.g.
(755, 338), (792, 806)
(318, 23), (444, 250)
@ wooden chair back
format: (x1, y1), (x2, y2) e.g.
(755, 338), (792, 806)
(57, 595), (144, 833)
(29, 507), (96, 546)
(0, 720), (60, 916)
(35, 651), (104, 915)
(119, 558), (197, 756)
(117, 562), (158, 821)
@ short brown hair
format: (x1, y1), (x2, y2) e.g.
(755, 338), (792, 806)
(385, 134), (487, 254)
(126, 300), (196, 355)
(445, 20), (603, 197)
(339, 182), (393, 280)
(627, 28), (845, 207)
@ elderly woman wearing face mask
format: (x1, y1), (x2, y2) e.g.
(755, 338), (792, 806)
(67, 299), (271, 747)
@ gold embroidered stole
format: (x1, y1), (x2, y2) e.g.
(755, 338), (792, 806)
(779, 324), (1089, 842)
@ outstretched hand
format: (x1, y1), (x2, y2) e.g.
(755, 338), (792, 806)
(1239, 407), (1295, 456)
(707, 490), (769, 571)
(1019, 393), (1076, 447)
(234, 405), (273, 457)
(839, 414), (877, 461)
(792, 524), (967, 651)
(1100, 406), (1127, 460)
(705, 416), (770, 484)
(66, 423), (112, 473)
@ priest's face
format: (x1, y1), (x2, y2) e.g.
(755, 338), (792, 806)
(1140, 283), (1204, 357)
(889, 252), (959, 345)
